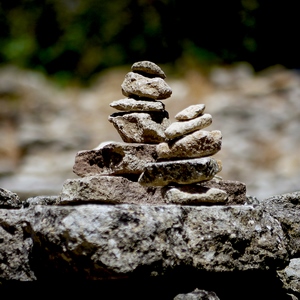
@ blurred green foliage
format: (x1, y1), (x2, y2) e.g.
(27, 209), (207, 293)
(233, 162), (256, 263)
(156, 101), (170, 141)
(1, 0), (299, 84)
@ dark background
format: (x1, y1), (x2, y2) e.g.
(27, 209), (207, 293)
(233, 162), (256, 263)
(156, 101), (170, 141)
(1, 0), (299, 84)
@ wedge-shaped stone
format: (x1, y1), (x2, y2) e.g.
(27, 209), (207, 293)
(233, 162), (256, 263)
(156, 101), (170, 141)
(138, 157), (222, 186)
(109, 111), (170, 143)
(73, 142), (157, 177)
(165, 113), (212, 139)
(165, 186), (228, 205)
(131, 61), (166, 79)
(110, 98), (165, 112)
(175, 104), (206, 121)
(121, 72), (172, 100)
(157, 130), (222, 159)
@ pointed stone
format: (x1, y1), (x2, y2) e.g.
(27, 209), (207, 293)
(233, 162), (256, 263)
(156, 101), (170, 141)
(131, 61), (166, 79)
(165, 186), (228, 205)
(108, 111), (170, 143)
(157, 130), (222, 159)
(165, 113), (212, 140)
(175, 104), (206, 121)
(121, 72), (172, 100)
(110, 98), (165, 112)
(138, 157), (222, 186)
(73, 142), (157, 177)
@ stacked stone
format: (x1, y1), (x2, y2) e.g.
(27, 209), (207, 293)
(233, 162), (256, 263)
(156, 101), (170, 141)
(108, 61), (172, 144)
(59, 61), (246, 206)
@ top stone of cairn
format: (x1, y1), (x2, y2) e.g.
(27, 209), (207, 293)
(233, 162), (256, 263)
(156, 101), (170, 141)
(131, 61), (166, 79)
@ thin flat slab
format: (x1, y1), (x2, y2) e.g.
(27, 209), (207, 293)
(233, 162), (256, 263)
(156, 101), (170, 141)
(175, 104), (206, 121)
(131, 61), (166, 79)
(165, 113), (212, 140)
(110, 98), (165, 112)
(73, 142), (157, 177)
(121, 72), (172, 100)
(58, 175), (246, 206)
(138, 157), (222, 186)
(108, 111), (170, 143)
(157, 130), (222, 159)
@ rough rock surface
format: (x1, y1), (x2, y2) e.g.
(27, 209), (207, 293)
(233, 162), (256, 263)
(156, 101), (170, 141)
(131, 61), (166, 79)
(261, 191), (300, 256)
(110, 98), (165, 111)
(175, 104), (206, 121)
(58, 175), (244, 206)
(157, 130), (222, 159)
(121, 72), (172, 100)
(277, 258), (300, 297)
(174, 289), (220, 300)
(73, 142), (157, 177)
(0, 202), (288, 281)
(0, 187), (22, 209)
(165, 114), (212, 140)
(109, 111), (170, 143)
(138, 157), (222, 186)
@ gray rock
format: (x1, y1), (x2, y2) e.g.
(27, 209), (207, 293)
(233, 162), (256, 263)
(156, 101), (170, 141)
(278, 258), (300, 296)
(110, 98), (165, 111)
(0, 187), (22, 209)
(157, 130), (222, 159)
(174, 289), (220, 300)
(175, 104), (206, 121)
(22, 195), (58, 208)
(165, 114), (212, 140)
(0, 203), (288, 280)
(121, 72), (172, 100)
(199, 178), (247, 205)
(59, 175), (245, 206)
(108, 111), (170, 143)
(0, 209), (36, 281)
(73, 142), (157, 177)
(138, 157), (222, 186)
(261, 191), (300, 256)
(131, 60), (166, 79)
(165, 187), (228, 205)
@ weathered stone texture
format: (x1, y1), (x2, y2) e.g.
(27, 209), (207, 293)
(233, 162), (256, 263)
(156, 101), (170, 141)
(175, 104), (206, 121)
(73, 142), (157, 177)
(138, 157), (222, 186)
(174, 289), (220, 300)
(121, 72), (172, 100)
(131, 61), (166, 79)
(165, 113), (212, 140)
(110, 98), (165, 112)
(157, 130), (222, 159)
(109, 111), (170, 143)
(0, 187), (22, 209)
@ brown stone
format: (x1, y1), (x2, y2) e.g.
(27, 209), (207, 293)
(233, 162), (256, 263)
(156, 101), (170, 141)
(131, 61), (166, 79)
(157, 130), (222, 159)
(108, 111), (170, 143)
(73, 142), (157, 177)
(121, 72), (172, 100)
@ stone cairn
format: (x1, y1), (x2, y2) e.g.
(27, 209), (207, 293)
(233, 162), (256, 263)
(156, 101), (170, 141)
(58, 61), (246, 205)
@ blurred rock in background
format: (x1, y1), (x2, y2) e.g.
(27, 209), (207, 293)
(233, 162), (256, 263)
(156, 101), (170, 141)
(0, 62), (299, 200)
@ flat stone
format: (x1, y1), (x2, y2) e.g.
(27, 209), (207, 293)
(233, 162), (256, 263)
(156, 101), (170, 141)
(175, 104), (206, 121)
(73, 142), (157, 177)
(59, 175), (245, 206)
(108, 111), (170, 143)
(121, 72), (172, 100)
(165, 186), (228, 205)
(110, 98), (165, 112)
(131, 61), (166, 79)
(138, 157), (222, 186)
(157, 130), (222, 159)
(174, 289), (220, 300)
(165, 113), (212, 140)
(0, 187), (22, 209)
(199, 178), (247, 205)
